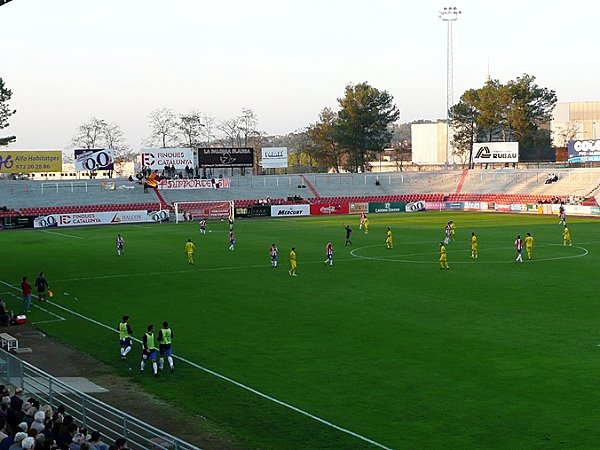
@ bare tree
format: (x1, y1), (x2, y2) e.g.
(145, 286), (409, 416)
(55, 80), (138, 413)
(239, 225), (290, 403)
(219, 116), (244, 147)
(552, 121), (581, 148)
(178, 111), (204, 147)
(200, 113), (217, 147)
(71, 117), (107, 149)
(146, 107), (179, 148)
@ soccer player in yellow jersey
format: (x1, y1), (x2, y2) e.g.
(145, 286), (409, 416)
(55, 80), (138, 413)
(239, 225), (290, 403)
(563, 225), (572, 246)
(184, 239), (196, 265)
(363, 217), (369, 235)
(470, 232), (478, 258)
(524, 232), (534, 260)
(385, 227), (393, 249)
(439, 242), (449, 269)
(289, 247), (298, 276)
(449, 221), (456, 242)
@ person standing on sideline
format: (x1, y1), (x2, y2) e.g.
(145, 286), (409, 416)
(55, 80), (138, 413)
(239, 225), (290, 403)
(359, 211), (366, 229)
(116, 234), (124, 256)
(35, 272), (49, 302)
(385, 227), (393, 249)
(324, 242), (334, 266)
(470, 232), (478, 259)
(515, 235), (524, 262)
(344, 225), (353, 246)
(289, 247), (298, 276)
(228, 230), (235, 251)
(141, 324), (159, 377)
(363, 216), (369, 235)
(21, 276), (32, 313)
(439, 242), (449, 269)
(118, 315), (133, 360)
(157, 321), (175, 373)
(270, 243), (279, 268)
(563, 225), (572, 246)
(525, 232), (534, 260)
(199, 219), (207, 235)
(184, 239), (196, 264)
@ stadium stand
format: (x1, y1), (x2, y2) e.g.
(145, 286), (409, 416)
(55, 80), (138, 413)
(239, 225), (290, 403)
(1, 168), (600, 217)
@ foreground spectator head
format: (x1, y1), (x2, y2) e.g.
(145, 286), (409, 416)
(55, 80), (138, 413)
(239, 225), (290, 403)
(14, 431), (28, 444)
(114, 437), (128, 449)
(22, 436), (35, 449)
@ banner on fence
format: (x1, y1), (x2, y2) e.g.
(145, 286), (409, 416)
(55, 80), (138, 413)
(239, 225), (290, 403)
(33, 210), (168, 228)
(0, 150), (62, 173)
(157, 178), (231, 189)
(74, 149), (114, 171)
(140, 148), (194, 171)
(368, 202), (406, 213)
(349, 202), (368, 214)
(270, 204), (310, 217)
(310, 203), (349, 215)
(405, 201), (426, 213)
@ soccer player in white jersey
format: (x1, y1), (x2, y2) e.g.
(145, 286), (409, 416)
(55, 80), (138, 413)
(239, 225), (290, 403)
(324, 242), (334, 266)
(199, 219), (207, 235)
(116, 234), (124, 256)
(270, 244), (279, 267)
(515, 235), (524, 262)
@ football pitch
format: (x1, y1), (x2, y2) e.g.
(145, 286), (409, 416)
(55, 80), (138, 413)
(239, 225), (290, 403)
(1, 211), (599, 449)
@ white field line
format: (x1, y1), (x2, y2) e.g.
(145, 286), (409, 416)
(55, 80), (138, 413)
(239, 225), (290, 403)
(0, 280), (393, 450)
(39, 230), (84, 239)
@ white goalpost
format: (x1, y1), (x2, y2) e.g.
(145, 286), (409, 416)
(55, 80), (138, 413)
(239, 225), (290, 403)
(173, 200), (234, 224)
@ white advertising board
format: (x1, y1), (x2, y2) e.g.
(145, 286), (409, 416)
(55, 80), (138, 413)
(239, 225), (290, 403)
(472, 142), (519, 163)
(261, 147), (288, 169)
(33, 210), (168, 228)
(270, 204), (310, 217)
(140, 148), (194, 170)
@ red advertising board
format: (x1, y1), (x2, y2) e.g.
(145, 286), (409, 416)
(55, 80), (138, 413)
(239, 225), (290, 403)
(310, 203), (349, 215)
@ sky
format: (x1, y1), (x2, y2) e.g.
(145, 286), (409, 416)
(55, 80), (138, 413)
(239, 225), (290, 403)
(1, 0), (598, 151)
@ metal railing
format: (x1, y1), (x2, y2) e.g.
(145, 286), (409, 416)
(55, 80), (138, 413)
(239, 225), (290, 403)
(0, 347), (201, 450)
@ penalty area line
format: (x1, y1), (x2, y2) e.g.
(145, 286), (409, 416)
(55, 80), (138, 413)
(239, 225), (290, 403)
(0, 280), (392, 450)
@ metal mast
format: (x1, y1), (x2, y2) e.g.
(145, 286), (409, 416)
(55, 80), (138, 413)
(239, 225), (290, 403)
(439, 6), (461, 164)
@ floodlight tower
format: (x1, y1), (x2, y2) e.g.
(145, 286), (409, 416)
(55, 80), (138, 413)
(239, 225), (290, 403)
(439, 6), (461, 165)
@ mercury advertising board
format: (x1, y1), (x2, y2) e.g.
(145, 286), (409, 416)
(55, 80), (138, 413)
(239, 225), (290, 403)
(567, 139), (600, 163)
(270, 204), (310, 217)
(140, 148), (194, 171)
(0, 150), (62, 173)
(261, 147), (288, 168)
(197, 148), (253, 168)
(74, 149), (114, 171)
(472, 142), (519, 163)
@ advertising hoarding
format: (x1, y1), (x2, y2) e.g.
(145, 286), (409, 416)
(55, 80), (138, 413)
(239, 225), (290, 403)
(140, 148), (194, 171)
(74, 149), (114, 171)
(310, 203), (349, 216)
(472, 142), (519, 163)
(197, 148), (253, 168)
(261, 147), (288, 168)
(270, 204), (310, 217)
(567, 139), (600, 163)
(0, 150), (62, 173)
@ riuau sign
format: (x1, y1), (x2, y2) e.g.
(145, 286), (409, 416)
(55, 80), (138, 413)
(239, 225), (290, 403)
(472, 142), (519, 163)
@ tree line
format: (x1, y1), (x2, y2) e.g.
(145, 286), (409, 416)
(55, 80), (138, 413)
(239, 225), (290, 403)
(0, 73), (560, 173)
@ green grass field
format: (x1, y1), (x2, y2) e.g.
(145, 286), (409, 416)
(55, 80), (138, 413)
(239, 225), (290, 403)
(1, 211), (599, 449)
